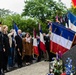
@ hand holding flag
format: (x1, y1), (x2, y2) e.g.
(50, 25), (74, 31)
(33, 28), (39, 56)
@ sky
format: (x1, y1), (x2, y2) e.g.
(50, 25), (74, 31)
(56, 0), (71, 8)
(0, 0), (25, 14)
(0, 0), (71, 14)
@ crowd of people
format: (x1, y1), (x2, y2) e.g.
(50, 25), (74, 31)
(0, 22), (55, 75)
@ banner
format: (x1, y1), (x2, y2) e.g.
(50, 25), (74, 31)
(50, 22), (75, 54)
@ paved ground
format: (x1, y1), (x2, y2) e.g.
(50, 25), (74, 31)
(5, 61), (49, 75)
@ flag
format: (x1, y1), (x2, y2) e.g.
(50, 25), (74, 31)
(55, 15), (60, 23)
(39, 24), (46, 52)
(13, 22), (18, 33)
(50, 22), (75, 54)
(72, 0), (76, 8)
(13, 22), (18, 37)
(68, 12), (76, 32)
(33, 38), (39, 56)
(33, 28), (39, 56)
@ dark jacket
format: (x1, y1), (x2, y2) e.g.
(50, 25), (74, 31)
(0, 32), (4, 52)
(44, 35), (50, 51)
(3, 34), (10, 56)
(15, 35), (23, 52)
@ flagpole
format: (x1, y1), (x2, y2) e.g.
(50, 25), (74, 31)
(33, 29), (35, 59)
(70, 33), (76, 48)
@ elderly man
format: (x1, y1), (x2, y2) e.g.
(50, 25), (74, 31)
(15, 29), (23, 68)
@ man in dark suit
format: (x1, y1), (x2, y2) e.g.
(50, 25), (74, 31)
(44, 34), (56, 61)
(15, 29), (23, 68)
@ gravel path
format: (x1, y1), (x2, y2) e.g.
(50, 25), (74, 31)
(5, 61), (49, 75)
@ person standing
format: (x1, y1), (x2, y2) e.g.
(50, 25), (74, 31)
(15, 29), (23, 68)
(8, 29), (15, 67)
(43, 33), (49, 61)
(3, 25), (10, 73)
(22, 32), (33, 65)
(36, 35), (42, 62)
(0, 22), (5, 75)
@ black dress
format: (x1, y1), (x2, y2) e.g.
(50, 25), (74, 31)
(3, 34), (10, 71)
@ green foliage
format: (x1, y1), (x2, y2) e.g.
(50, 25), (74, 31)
(22, 0), (67, 22)
(69, 6), (76, 15)
(22, 0), (67, 32)
(0, 0), (67, 34)
(49, 58), (63, 75)
(0, 9), (48, 35)
(0, 11), (39, 34)
(0, 8), (11, 18)
(0, 9), (40, 34)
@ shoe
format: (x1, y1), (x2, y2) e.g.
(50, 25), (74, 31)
(18, 65), (22, 68)
(26, 62), (30, 66)
(3, 70), (6, 73)
(6, 70), (9, 72)
(32, 57), (37, 60)
(1, 69), (4, 75)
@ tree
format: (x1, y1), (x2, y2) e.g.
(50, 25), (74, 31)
(0, 8), (11, 18)
(1, 13), (38, 34)
(0, 9), (39, 34)
(22, 0), (67, 22)
(2, 14), (22, 30)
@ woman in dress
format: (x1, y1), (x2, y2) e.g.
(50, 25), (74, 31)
(3, 25), (10, 72)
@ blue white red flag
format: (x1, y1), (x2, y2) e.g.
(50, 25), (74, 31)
(33, 28), (39, 56)
(72, 0), (76, 8)
(13, 22), (18, 37)
(39, 24), (46, 52)
(50, 22), (75, 54)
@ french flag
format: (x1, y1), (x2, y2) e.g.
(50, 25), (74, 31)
(50, 22), (75, 54)
(39, 24), (46, 52)
(13, 21), (18, 37)
(68, 12), (76, 32)
(33, 28), (39, 56)
(72, 0), (76, 8)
